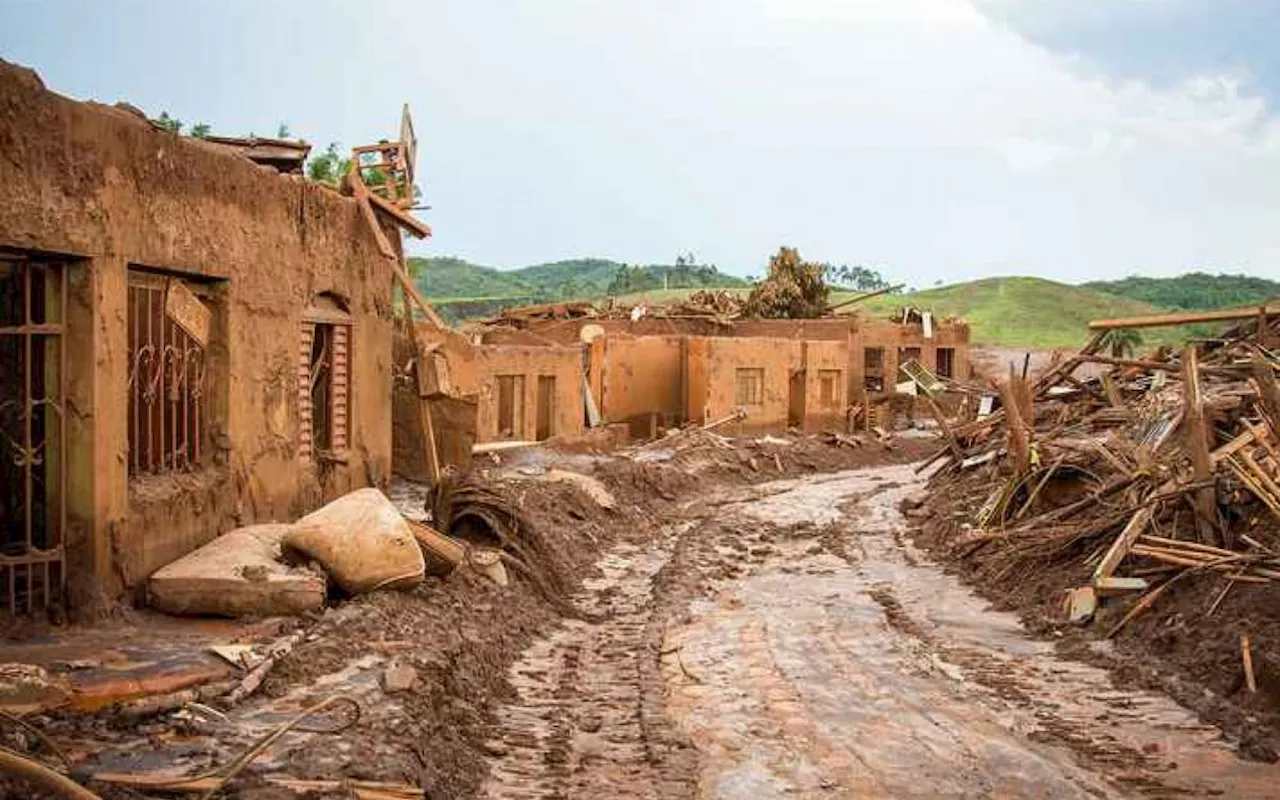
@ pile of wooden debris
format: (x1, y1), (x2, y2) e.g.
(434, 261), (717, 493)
(920, 307), (1280, 638)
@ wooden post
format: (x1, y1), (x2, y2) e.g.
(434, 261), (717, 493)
(999, 378), (1031, 478)
(924, 395), (963, 461)
(1181, 346), (1218, 544)
(401, 297), (441, 484)
(1254, 351), (1280, 440)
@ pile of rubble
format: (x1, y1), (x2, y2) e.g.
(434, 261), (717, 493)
(916, 313), (1280, 698)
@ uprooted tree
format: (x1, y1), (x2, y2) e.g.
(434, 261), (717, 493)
(743, 246), (831, 318)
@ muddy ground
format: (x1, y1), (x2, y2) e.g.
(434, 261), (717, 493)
(9, 434), (1280, 798)
(914, 480), (1280, 766)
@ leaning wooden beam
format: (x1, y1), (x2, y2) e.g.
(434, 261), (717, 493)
(1089, 305), (1280, 331)
(1182, 346), (1218, 543)
(924, 395), (963, 461)
(367, 188), (432, 239)
(1093, 505), (1158, 587)
(1254, 351), (1280, 440)
(829, 284), (904, 312)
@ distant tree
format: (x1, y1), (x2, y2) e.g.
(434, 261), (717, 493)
(189, 122), (211, 138)
(824, 263), (891, 292)
(153, 111), (183, 134)
(306, 142), (351, 187)
(277, 123), (292, 139)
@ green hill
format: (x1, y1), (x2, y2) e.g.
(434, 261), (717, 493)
(1083, 272), (1280, 311)
(410, 256), (747, 322)
(841, 277), (1166, 348)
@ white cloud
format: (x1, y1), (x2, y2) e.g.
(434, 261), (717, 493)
(5, 0), (1276, 283)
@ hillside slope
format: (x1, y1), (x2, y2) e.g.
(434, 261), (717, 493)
(1083, 272), (1280, 311)
(845, 277), (1164, 348)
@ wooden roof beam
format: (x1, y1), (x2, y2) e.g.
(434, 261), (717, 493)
(1089, 306), (1280, 331)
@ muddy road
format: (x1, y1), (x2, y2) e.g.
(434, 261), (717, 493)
(479, 463), (1280, 799)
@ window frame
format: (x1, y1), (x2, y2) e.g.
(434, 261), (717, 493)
(734, 367), (765, 407)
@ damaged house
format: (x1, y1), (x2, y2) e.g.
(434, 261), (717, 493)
(0, 62), (403, 613)
(393, 303), (971, 480)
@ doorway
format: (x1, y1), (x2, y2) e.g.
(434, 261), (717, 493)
(788, 369), (806, 428)
(536, 375), (557, 440)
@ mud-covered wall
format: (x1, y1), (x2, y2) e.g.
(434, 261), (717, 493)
(802, 339), (849, 432)
(698, 337), (802, 434)
(473, 345), (583, 443)
(600, 335), (685, 426)
(852, 318), (970, 401)
(0, 62), (395, 603)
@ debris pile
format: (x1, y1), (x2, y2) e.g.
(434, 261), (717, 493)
(918, 314), (1280, 638)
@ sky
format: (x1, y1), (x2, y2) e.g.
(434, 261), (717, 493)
(2, 0), (1279, 288)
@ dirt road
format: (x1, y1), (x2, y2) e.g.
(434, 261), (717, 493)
(480, 463), (1280, 798)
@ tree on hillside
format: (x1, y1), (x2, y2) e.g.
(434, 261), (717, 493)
(824, 263), (892, 292)
(607, 264), (660, 295)
(189, 123), (211, 138)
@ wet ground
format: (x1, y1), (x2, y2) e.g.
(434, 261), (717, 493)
(481, 463), (1280, 799)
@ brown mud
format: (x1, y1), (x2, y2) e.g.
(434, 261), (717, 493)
(9, 443), (1278, 798)
(914, 483), (1280, 765)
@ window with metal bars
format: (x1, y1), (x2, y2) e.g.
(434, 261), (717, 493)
(0, 253), (67, 614)
(127, 271), (210, 476)
(299, 308), (351, 461)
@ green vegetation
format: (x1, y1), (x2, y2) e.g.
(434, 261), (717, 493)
(411, 255), (746, 319)
(837, 277), (1169, 349)
(1084, 272), (1280, 311)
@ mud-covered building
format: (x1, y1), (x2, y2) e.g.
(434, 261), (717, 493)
(0, 62), (399, 613)
(392, 306), (970, 483)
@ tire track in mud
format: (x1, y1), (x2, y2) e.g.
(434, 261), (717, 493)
(480, 527), (693, 799)
(663, 464), (1280, 799)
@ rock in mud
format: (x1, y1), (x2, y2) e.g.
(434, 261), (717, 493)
(382, 662), (418, 694)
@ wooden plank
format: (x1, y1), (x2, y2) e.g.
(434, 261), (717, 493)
(1243, 635), (1258, 694)
(1093, 505), (1156, 587)
(163, 280), (211, 347)
(402, 316), (442, 484)
(367, 188), (432, 238)
(1182, 346), (1218, 542)
(923, 395), (963, 461)
(1254, 351), (1280, 440)
(1089, 305), (1280, 331)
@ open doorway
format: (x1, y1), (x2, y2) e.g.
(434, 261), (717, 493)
(496, 375), (525, 440)
(536, 375), (557, 440)
(788, 369), (806, 428)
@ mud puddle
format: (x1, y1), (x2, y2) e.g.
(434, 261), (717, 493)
(661, 463), (1280, 798)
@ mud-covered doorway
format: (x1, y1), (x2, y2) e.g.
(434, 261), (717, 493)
(535, 375), (557, 440)
(496, 374), (524, 440)
(0, 252), (67, 614)
(788, 368), (806, 428)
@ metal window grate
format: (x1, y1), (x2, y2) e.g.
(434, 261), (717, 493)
(127, 275), (206, 476)
(0, 255), (67, 614)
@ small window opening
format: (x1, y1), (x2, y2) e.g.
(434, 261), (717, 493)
(936, 347), (955, 379)
(818, 369), (841, 407)
(735, 367), (765, 406)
